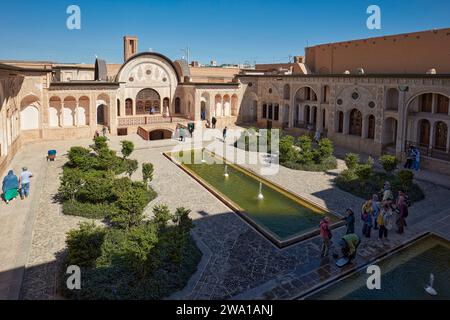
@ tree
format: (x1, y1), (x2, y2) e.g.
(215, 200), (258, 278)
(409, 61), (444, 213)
(398, 169), (414, 191)
(379, 155), (399, 174)
(66, 222), (106, 267)
(110, 187), (149, 229)
(153, 204), (173, 229)
(125, 159), (139, 177)
(142, 163), (154, 184)
(59, 167), (85, 202)
(345, 153), (360, 171)
(90, 136), (109, 153)
(121, 140), (135, 159)
(317, 138), (334, 160)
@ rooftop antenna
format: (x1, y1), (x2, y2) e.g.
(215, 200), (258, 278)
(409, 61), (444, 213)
(181, 46), (190, 64)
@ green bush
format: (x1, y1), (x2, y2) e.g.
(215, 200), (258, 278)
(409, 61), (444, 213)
(345, 153), (360, 171)
(66, 223), (106, 267)
(62, 200), (119, 219)
(59, 167), (85, 202)
(317, 138), (334, 159)
(355, 164), (373, 181)
(398, 169), (414, 191)
(90, 136), (108, 153)
(142, 163), (154, 184)
(77, 170), (115, 203)
(125, 159), (139, 177)
(121, 140), (135, 159)
(64, 205), (201, 300)
(67, 147), (96, 170)
(110, 186), (150, 229)
(379, 154), (399, 174)
(153, 204), (173, 229)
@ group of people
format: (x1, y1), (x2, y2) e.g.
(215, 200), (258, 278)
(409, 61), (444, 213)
(320, 181), (410, 264)
(2, 167), (33, 204)
(404, 145), (421, 171)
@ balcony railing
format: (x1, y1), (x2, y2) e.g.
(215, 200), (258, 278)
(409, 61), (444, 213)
(118, 115), (190, 127)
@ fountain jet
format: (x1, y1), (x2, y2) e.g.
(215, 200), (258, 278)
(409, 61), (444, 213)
(257, 182), (264, 200)
(425, 273), (437, 296)
(224, 165), (229, 178)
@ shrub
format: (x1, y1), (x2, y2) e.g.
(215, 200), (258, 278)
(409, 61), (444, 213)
(398, 169), (414, 190)
(59, 167), (85, 201)
(66, 222), (106, 267)
(63, 200), (118, 219)
(296, 135), (314, 164)
(77, 170), (115, 203)
(90, 136), (108, 153)
(110, 187), (149, 229)
(125, 159), (139, 177)
(317, 138), (334, 160)
(112, 177), (133, 199)
(345, 153), (360, 171)
(379, 154), (399, 174)
(142, 163), (154, 184)
(97, 224), (160, 278)
(355, 164), (373, 181)
(121, 140), (135, 159)
(153, 204), (173, 229)
(279, 135), (298, 163)
(67, 147), (95, 170)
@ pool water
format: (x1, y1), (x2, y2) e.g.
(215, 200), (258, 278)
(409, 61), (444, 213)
(307, 235), (450, 300)
(168, 149), (338, 243)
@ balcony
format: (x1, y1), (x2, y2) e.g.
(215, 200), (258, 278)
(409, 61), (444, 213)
(118, 115), (189, 127)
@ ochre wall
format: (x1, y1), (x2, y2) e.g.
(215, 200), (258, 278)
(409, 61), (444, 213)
(305, 28), (450, 74)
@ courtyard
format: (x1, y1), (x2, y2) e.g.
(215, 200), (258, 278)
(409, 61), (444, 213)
(1, 130), (449, 300)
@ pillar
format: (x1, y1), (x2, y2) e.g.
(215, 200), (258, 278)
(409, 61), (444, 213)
(109, 96), (118, 135)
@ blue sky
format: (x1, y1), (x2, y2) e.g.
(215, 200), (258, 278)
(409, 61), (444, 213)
(0, 0), (449, 64)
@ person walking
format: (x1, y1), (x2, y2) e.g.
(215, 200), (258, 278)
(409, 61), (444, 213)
(412, 146), (421, 171)
(313, 128), (321, 144)
(343, 208), (355, 234)
(320, 217), (332, 257)
(223, 126), (228, 142)
(2, 170), (19, 204)
(378, 201), (393, 240)
(361, 200), (373, 238)
(371, 194), (380, 230)
(102, 126), (107, 137)
(211, 116), (217, 129)
(396, 191), (408, 234)
(404, 146), (414, 169)
(19, 167), (33, 199)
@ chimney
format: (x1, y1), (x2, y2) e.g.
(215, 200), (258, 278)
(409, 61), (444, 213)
(123, 36), (138, 62)
(293, 56), (304, 63)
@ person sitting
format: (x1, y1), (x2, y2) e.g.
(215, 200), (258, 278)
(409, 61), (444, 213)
(2, 170), (19, 204)
(339, 233), (361, 263)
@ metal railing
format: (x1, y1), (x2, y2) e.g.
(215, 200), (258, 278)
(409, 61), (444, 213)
(118, 115), (180, 126)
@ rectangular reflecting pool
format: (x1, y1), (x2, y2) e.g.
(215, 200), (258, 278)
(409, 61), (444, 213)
(165, 149), (342, 247)
(305, 234), (450, 300)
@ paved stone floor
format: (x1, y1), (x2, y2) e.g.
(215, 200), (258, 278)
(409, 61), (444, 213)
(1, 131), (449, 300)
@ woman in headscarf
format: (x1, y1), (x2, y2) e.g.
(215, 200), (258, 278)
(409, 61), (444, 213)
(2, 170), (19, 204)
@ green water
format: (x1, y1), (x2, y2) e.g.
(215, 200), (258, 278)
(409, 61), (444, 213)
(170, 150), (336, 241)
(308, 235), (450, 300)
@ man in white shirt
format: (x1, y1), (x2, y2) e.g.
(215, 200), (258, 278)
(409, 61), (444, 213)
(20, 167), (33, 199)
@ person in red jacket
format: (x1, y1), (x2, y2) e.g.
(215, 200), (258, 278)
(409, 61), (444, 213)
(320, 217), (332, 257)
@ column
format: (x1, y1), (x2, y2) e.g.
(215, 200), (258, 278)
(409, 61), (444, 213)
(431, 93), (437, 114)
(361, 115), (368, 139)
(343, 111), (350, 135)
(429, 121), (435, 153)
(110, 96), (117, 135)
(446, 123), (450, 153)
(121, 98), (126, 117)
(288, 98), (294, 128)
(396, 91), (407, 157)
(74, 103), (79, 127)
